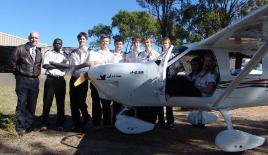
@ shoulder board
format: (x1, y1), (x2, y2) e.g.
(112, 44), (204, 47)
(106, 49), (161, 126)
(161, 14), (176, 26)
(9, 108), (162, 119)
(71, 48), (79, 53)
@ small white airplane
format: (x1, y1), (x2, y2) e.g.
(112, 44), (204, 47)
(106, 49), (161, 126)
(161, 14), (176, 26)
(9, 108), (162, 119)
(78, 4), (268, 152)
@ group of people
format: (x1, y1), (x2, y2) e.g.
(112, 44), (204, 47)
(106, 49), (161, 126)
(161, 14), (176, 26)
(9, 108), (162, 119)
(9, 31), (177, 135)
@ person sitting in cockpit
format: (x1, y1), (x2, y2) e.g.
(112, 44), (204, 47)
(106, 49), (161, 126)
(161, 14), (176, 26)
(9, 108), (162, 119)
(194, 52), (216, 97)
(186, 56), (203, 82)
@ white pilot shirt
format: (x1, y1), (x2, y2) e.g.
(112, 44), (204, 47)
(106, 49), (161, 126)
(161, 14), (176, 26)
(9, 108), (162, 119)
(138, 49), (160, 62)
(97, 49), (114, 99)
(194, 71), (216, 97)
(70, 48), (90, 77)
(43, 49), (69, 77)
(98, 49), (114, 64)
(114, 52), (125, 63)
(125, 50), (140, 62)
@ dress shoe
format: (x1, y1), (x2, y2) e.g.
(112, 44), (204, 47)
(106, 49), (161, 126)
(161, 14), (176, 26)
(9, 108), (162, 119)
(40, 126), (47, 132)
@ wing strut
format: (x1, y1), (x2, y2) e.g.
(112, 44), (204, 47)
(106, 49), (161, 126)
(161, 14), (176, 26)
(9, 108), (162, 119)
(213, 42), (268, 108)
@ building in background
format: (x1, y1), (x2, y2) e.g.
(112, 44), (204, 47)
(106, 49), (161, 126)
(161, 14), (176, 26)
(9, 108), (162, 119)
(0, 32), (48, 72)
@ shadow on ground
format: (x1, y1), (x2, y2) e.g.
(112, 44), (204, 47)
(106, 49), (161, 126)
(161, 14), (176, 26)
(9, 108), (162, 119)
(60, 114), (268, 155)
(1, 112), (268, 154)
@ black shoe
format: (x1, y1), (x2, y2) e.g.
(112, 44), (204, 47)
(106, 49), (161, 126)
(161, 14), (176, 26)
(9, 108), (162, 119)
(57, 126), (64, 131)
(166, 123), (175, 129)
(93, 125), (102, 129)
(17, 129), (26, 136)
(155, 121), (165, 128)
(72, 125), (82, 131)
(26, 127), (34, 133)
(82, 115), (91, 126)
(40, 126), (48, 132)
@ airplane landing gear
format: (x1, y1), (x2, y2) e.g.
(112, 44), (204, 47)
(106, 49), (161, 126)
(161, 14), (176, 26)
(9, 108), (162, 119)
(115, 107), (155, 134)
(215, 109), (265, 152)
(186, 110), (218, 127)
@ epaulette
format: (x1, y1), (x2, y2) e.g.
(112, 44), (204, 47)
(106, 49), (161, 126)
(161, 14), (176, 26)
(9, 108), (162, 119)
(70, 48), (79, 53)
(63, 50), (69, 55)
(44, 49), (51, 54)
(124, 51), (131, 54)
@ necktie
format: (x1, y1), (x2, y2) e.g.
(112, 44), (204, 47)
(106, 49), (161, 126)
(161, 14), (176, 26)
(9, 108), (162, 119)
(31, 47), (36, 62)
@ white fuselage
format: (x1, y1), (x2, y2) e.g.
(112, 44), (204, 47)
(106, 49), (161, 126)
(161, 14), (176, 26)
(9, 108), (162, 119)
(89, 62), (163, 107)
(88, 44), (268, 110)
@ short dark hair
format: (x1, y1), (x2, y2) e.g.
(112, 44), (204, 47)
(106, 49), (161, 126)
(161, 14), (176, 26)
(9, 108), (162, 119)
(77, 32), (88, 40)
(161, 37), (170, 43)
(114, 37), (124, 44)
(53, 38), (62, 44)
(132, 37), (141, 43)
(142, 37), (152, 43)
(100, 34), (109, 41)
(191, 56), (203, 73)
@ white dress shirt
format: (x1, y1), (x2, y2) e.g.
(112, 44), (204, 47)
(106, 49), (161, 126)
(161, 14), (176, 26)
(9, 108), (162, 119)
(43, 49), (69, 77)
(70, 48), (90, 77)
(96, 48), (114, 99)
(113, 50), (125, 63)
(138, 49), (160, 62)
(30, 46), (36, 62)
(125, 50), (140, 62)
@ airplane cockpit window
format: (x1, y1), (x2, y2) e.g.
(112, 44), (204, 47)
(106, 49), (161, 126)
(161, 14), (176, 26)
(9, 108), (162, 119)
(165, 50), (219, 97)
(168, 46), (188, 62)
(229, 52), (262, 76)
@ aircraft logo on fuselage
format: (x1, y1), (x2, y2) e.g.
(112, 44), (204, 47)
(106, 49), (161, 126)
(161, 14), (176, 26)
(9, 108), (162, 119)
(97, 74), (122, 80)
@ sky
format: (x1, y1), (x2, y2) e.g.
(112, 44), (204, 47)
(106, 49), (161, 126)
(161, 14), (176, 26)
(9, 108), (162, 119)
(0, 0), (145, 47)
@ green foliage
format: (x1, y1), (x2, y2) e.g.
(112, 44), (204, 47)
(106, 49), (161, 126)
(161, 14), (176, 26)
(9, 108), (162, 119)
(136, 0), (181, 45)
(88, 24), (112, 50)
(240, 0), (268, 16)
(0, 113), (15, 132)
(112, 10), (159, 50)
(86, 0), (268, 49)
(178, 0), (268, 43)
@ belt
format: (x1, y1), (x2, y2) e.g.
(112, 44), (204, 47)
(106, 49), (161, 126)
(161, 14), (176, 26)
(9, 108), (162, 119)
(47, 75), (64, 79)
(17, 75), (38, 80)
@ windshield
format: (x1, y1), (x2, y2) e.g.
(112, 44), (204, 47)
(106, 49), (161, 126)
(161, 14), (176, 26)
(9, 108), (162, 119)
(168, 46), (188, 62)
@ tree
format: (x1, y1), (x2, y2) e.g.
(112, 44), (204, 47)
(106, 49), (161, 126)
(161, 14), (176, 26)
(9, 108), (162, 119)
(178, 0), (268, 43)
(241, 0), (268, 16)
(88, 24), (112, 50)
(136, 0), (181, 45)
(112, 10), (159, 50)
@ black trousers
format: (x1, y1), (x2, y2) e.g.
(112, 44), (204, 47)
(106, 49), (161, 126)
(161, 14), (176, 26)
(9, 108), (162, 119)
(112, 101), (122, 125)
(15, 75), (39, 132)
(137, 107), (157, 123)
(90, 83), (101, 126)
(155, 107), (165, 124)
(90, 83), (112, 126)
(166, 107), (174, 124)
(42, 76), (66, 126)
(69, 76), (90, 127)
(156, 106), (174, 125)
(100, 99), (112, 126)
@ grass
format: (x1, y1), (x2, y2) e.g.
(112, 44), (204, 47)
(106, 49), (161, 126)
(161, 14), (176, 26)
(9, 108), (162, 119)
(0, 75), (93, 133)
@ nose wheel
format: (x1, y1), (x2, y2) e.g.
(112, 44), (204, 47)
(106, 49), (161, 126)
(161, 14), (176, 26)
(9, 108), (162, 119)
(115, 107), (155, 134)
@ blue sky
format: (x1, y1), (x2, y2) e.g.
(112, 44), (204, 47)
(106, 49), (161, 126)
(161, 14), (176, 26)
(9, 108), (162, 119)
(0, 0), (145, 47)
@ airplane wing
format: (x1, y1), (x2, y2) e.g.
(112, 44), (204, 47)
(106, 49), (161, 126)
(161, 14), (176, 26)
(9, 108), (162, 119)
(199, 4), (268, 52)
(203, 4), (268, 108)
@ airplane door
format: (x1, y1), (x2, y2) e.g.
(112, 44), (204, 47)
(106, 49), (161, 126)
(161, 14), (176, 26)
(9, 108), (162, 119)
(159, 45), (189, 105)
